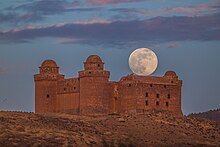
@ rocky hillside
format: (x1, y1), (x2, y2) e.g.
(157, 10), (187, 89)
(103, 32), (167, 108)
(0, 111), (220, 146)
(188, 108), (220, 122)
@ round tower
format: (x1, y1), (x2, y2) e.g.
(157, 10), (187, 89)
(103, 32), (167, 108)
(34, 59), (64, 113)
(164, 71), (182, 115)
(78, 55), (110, 114)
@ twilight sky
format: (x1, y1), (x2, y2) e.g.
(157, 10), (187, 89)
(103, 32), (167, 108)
(0, 0), (220, 115)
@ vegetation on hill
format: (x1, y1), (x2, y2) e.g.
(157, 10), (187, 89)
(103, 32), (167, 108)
(0, 111), (220, 146)
(188, 108), (220, 122)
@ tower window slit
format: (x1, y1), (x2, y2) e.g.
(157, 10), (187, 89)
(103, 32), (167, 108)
(166, 102), (169, 107)
(145, 100), (148, 106)
(156, 94), (159, 98)
(145, 92), (148, 97)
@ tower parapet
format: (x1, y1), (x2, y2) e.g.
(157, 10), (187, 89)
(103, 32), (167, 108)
(78, 55), (110, 114)
(34, 59), (64, 113)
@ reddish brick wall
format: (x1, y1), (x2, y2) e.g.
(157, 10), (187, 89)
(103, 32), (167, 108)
(34, 56), (183, 115)
(34, 80), (57, 113)
(56, 93), (80, 113)
(115, 73), (182, 115)
(79, 71), (110, 114)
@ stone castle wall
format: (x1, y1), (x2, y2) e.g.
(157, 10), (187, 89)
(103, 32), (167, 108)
(34, 55), (183, 115)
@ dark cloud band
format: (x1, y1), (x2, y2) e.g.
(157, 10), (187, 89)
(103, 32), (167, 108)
(0, 13), (220, 47)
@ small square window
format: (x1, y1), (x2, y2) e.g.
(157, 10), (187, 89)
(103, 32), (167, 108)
(97, 64), (100, 67)
(145, 92), (148, 97)
(150, 84), (153, 87)
(74, 87), (76, 90)
(145, 101), (148, 106)
(64, 88), (66, 91)
(164, 85), (166, 88)
(89, 72), (91, 74)
(156, 101), (159, 106)
(128, 84), (131, 87)
(168, 94), (170, 99)
(156, 94), (159, 98)
(46, 94), (50, 98)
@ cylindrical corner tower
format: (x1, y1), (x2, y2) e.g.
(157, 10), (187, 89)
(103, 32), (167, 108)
(164, 71), (182, 115)
(34, 59), (64, 113)
(78, 55), (110, 114)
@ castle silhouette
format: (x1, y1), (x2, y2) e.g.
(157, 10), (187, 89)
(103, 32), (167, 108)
(34, 55), (182, 115)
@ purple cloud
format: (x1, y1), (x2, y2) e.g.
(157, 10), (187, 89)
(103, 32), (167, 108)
(0, 13), (220, 48)
(1, 0), (101, 24)
(87, 0), (162, 5)
(167, 43), (179, 48)
(7, 0), (80, 15)
(110, 1), (220, 18)
(0, 11), (43, 24)
(0, 67), (8, 75)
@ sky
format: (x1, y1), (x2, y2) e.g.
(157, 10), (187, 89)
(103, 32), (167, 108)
(0, 0), (220, 115)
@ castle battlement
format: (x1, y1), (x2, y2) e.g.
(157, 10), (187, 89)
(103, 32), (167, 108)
(34, 55), (182, 115)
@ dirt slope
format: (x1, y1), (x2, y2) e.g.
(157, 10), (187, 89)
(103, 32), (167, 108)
(0, 111), (220, 146)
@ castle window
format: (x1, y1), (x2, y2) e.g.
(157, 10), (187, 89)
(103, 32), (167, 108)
(46, 94), (50, 98)
(145, 92), (148, 97)
(97, 64), (100, 67)
(168, 94), (170, 99)
(156, 94), (159, 98)
(164, 85), (166, 88)
(156, 101), (159, 106)
(171, 81), (174, 83)
(150, 84), (153, 87)
(74, 87), (76, 90)
(145, 100), (148, 106)
(64, 88), (66, 91)
(166, 102), (169, 107)
(89, 72), (91, 74)
(128, 84), (131, 87)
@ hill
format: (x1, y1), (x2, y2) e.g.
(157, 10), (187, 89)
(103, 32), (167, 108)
(188, 109), (220, 122)
(0, 111), (220, 146)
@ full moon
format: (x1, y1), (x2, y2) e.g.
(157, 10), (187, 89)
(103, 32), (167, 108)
(129, 48), (158, 76)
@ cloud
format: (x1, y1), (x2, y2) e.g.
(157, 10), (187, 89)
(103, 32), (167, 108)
(1, 0), (101, 24)
(167, 43), (179, 48)
(8, 0), (80, 15)
(0, 11), (44, 25)
(57, 38), (84, 44)
(87, 0), (161, 5)
(0, 67), (9, 75)
(161, 2), (220, 14)
(0, 13), (220, 48)
(110, 1), (220, 17)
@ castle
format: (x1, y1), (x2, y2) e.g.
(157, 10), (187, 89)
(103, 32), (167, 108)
(34, 55), (182, 115)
